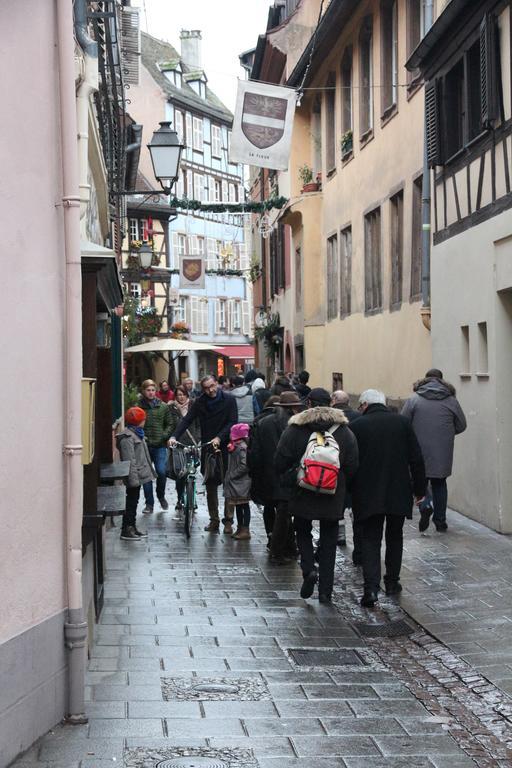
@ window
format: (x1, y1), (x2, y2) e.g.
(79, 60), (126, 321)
(185, 113), (192, 150)
(295, 247), (302, 310)
(231, 300), (242, 332)
(381, 0), (398, 115)
(190, 296), (209, 334)
(206, 238), (218, 269)
(461, 325), (470, 372)
(212, 125), (222, 156)
(426, 15), (500, 166)
(129, 282), (141, 299)
(341, 48), (353, 153)
(197, 236), (205, 258)
(270, 224), (286, 297)
(390, 191), (404, 307)
(411, 176), (422, 299)
(359, 16), (373, 138)
(174, 110), (184, 143)
(216, 299), (227, 332)
(213, 179), (221, 202)
(171, 231), (187, 268)
(173, 296), (188, 324)
(129, 218), (139, 242)
(222, 180), (228, 201)
(326, 234), (339, 320)
(194, 173), (204, 202)
(340, 226), (352, 316)
(406, 0), (424, 85)
(364, 207), (382, 312)
(140, 219), (149, 242)
(228, 183), (237, 202)
(325, 72), (336, 173)
(192, 116), (203, 151)
(477, 321), (489, 373)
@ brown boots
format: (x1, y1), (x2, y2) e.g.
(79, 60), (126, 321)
(232, 527), (251, 540)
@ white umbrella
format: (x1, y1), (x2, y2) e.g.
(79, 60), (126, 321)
(124, 338), (221, 353)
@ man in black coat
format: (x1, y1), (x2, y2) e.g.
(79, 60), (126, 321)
(248, 392), (304, 563)
(275, 388), (359, 603)
(170, 375), (238, 533)
(350, 389), (426, 607)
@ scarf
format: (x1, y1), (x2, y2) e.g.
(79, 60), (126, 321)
(127, 425), (145, 439)
(205, 388), (223, 411)
(175, 400), (189, 417)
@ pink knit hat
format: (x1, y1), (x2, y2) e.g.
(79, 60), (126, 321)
(230, 423), (250, 442)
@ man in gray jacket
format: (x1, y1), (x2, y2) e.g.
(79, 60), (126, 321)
(231, 375), (255, 424)
(402, 369), (467, 532)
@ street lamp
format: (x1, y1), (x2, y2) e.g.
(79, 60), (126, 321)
(147, 121), (184, 194)
(138, 243), (153, 270)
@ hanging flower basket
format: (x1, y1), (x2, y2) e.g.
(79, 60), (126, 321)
(135, 305), (162, 337)
(170, 321), (191, 340)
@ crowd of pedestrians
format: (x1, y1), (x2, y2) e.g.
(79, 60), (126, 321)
(118, 368), (466, 608)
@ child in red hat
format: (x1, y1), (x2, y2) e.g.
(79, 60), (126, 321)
(116, 407), (156, 540)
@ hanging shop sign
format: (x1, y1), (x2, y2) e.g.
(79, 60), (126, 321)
(180, 255), (205, 289)
(230, 80), (296, 171)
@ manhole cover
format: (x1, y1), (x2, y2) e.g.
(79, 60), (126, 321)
(157, 760), (227, 768)
(354, 620), (414, 638)
(288, 648), (366, 666)
(192, 683), (239, 694)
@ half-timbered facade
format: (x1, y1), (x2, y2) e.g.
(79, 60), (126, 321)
(409, 0), (512, 532)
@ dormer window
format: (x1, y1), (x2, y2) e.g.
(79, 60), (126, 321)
(161, 60), (183, 88)
(185, 71), (208, 99)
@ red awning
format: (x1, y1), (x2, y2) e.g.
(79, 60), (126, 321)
(215, 345), (255, 361)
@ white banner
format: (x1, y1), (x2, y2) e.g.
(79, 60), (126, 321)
(229, 80), (296, 171)
(179, 255), (205, 289)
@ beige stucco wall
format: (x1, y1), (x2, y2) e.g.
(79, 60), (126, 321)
(0, 0), (67, 643)
(286, 0), (432, 397)
(431, 209), (512, 533)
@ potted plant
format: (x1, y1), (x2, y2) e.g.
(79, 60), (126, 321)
(341, 130), (353, 157)
(298, 164), (319, 193)
(170, 320), (191, 340)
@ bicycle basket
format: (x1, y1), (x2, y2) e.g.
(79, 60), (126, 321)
(166, 446), (188, 480)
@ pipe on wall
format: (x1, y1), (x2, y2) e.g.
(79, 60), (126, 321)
(56, 0), (88, 725)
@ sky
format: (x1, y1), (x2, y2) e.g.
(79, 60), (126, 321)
(131, 0), (272, 111)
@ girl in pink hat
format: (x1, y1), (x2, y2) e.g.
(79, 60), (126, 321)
(224, 423), (252, 540)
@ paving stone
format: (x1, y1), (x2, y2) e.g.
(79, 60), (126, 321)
(321, 717), (407, 735)
(275, 700), (353, 718)
(202, 700), (278, 718)
(291, 735), (380, 757)
(92, 684), (163, 701)
(347, 699), (430, 717)
(88, 717), (164, 737)
(128, 700), (202, 717)
(38, 737), (125, 761)
(206, 736), (295, 756)
(343, 759), (432, 768)
(303, 684), (379, 699)
(84, 701), (126, 718)
(257, 760), (345, 768)
(243, 717), (325, 736)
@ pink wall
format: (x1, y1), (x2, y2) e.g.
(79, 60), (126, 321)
(0, 0), (67, 643)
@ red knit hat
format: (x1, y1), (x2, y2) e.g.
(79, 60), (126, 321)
(125, 406), (146, 426)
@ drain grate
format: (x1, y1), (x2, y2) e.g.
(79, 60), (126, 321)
(161, 676), (271, 701)
(157, 760), (228, 768)
(354, 620), (415, 638)
(125, 747), (257, 768)
(288, 648), (366, 666)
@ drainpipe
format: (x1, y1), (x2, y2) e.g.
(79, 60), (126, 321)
(74, 0), (98, 232)
(421, 0), (434, 330)
(57, 0), (88, 725)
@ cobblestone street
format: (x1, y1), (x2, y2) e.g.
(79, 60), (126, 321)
(12, 492), (512, 768)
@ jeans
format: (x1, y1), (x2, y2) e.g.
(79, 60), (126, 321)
(361, 514), (405, 591)
(143, 446), (168, 507)
(271, 501), (296, 557)
(124, 485), (140, 529)
(426, 477), (448, 524)
(235, 503), (251, 528)
(295, 517), (338, 597)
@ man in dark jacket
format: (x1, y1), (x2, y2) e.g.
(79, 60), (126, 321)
(275, 388), (359, 603)
(402, 369), (467, 532)
(294, 371), (311, 400)
(249, 392), (304, 563)
(350, 389), (426, 608)
(170, 375), (238, 533)
(248, 395), (279, 541)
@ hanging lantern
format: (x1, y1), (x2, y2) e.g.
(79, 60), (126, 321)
(258, 213), (273, 239)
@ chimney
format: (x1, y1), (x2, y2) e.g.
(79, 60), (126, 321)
(180, 29), (202, 70)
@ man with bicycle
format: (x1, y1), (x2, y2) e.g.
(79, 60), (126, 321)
(169, 375), (238, 533)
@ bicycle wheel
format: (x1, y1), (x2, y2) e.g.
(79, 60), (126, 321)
(184, 476), (195, 539)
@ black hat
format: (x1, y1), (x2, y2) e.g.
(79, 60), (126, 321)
(308, 387), (331, 406)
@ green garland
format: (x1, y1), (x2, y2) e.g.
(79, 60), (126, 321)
(169, 195), (288, 213)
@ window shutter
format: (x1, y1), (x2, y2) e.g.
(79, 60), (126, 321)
(190, 296), (199, 333)
(206, 238), (217, 269)
(171, 231), (180, 269)
(227, 300), (234, 334)
(120, 7), (140, 86)
(188, 235), (198, 255)
(208, 176), (215, 202)
(215, 299), (221, 333)
(184, 297), (191, 326)
(200, 299), (209, 334)
(222, 180), (228, 201)
(239, 243), (249, 271)
(480, 13), (498, 126)
(242, 300), (251, 335)
(425, 80), (441, 168)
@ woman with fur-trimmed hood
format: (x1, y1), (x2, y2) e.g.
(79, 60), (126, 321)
(275, 388), (359, 603)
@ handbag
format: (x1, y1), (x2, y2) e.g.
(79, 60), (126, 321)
(166, 445), (187, 480)
(203, 445), (224, 485)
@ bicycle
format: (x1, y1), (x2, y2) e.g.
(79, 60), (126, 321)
(170, 440), (212, 538)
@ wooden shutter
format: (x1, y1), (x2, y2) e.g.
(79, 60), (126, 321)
(425, 80), (441, 168)
(208, 176), (215, 202)
(188, 234), (198, 255)
(480, 13), (498, 126)
(120, 7), (140, 85)
(242, 300), (251, 335)
(215, 300), (221, 333)
(239, 243), (249, 271)
(184, 297), (191, 327)
(190, 296), (199, 333)
(186, 114), (192, 147)
(200, 299), (209, 334)
(222, 180), (228, 201)
(171, 231), (180, 269)
(227, 300), (234, 334)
